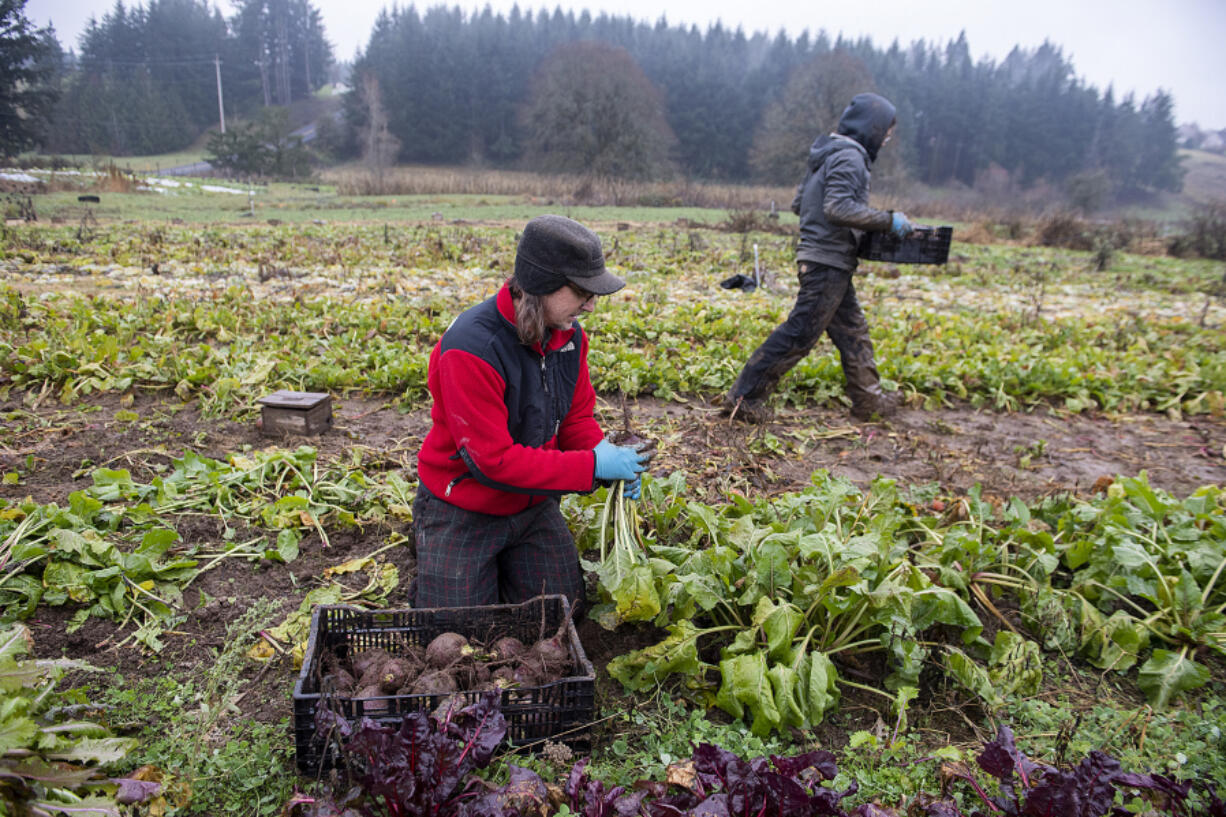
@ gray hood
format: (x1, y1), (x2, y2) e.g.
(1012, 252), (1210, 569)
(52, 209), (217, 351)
(807, 92), (896, 167)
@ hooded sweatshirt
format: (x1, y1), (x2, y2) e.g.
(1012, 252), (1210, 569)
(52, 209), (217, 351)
(794, 92), (897, 271)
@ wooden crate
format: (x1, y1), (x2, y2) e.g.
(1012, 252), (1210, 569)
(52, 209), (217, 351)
(258, 390), (333, 436)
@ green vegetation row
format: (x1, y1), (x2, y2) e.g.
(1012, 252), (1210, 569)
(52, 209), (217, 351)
(3, 447), (1224, 812)
(0, 445), (412, 650)
(6, 221), (1225, 293)
(574, 472), (1226, 723)
(2, 271), (1223, 416)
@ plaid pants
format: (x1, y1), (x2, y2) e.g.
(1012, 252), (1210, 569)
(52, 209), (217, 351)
(411, 485), (585, 611)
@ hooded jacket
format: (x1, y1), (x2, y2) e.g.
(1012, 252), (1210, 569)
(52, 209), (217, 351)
(416, 283), (604, 515)
(794, 93), (897, 271)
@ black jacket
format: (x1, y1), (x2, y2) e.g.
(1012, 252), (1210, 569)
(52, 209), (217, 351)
(793, 93), (897, 271)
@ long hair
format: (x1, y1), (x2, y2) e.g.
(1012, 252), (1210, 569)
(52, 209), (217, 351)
(508, 277), (548, 347)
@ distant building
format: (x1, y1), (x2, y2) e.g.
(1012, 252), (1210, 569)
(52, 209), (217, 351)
(1177, 123), (1202, 147)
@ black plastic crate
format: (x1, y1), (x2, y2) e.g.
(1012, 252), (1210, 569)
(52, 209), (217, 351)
(292, 595), (595, 776)
(858, 225), (953, 264)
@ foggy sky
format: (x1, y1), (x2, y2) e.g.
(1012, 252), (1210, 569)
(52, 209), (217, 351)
(30, 0), (1226, 130)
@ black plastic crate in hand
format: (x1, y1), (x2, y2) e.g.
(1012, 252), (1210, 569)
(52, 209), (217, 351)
(858, 225), (953, 264)
(292, 595), (595, 776)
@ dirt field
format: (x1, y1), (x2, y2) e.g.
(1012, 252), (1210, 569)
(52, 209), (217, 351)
(2, 391), (1224, 759)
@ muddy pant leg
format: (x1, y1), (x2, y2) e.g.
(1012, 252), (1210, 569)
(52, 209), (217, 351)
(498, 499), (585, 613)
(411, 486), (503, 607)
(825, 279), (886, 403)
(729, 263), (852, 402)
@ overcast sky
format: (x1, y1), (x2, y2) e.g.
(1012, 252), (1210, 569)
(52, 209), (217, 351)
(31, 0), (1226, 130)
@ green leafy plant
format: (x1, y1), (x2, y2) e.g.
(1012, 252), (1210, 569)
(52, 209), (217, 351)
(1036, 475), (1226, 707)
(0, 624), (155, 814)
(579, 472), (984, 736)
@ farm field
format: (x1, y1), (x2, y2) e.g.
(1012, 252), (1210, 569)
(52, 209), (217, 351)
(1, 185), (1225, 815)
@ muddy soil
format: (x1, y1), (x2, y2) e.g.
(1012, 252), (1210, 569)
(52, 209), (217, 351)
(1, 391), (1223, 762)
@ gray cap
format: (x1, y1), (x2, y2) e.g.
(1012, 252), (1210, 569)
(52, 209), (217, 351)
(513, 215), (625, 296)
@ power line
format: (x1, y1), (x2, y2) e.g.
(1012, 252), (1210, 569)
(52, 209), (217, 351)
(80, 57), (226, 66)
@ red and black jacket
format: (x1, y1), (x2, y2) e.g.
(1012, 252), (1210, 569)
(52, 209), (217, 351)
(416, 283), (603, 515)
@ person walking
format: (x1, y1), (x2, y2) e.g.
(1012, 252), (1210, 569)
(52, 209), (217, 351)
(723, 92), (911, 423)
(412, 214), (648, 612)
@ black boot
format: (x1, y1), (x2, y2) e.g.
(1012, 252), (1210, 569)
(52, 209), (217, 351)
(719, 393), (773, 424)
(849, 389), (901, 420)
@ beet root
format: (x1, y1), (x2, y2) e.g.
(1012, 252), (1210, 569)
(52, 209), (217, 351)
(512, 656), (544, 686)
(351, 648), (392, 678)
(374, 657), (420, 692)
(412, 669), (460, 695)
(610, 432), (658, 462)
(491, 636), (526, 661)
(527, 635), (570, 675)
(425, 633), (470, 669)
(355, 683), (388, 714)
(328, 668), (356, 696)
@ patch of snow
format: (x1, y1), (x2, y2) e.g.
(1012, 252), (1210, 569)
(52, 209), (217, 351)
(0, 172), (40, 183)
(200, 184), (247, 194)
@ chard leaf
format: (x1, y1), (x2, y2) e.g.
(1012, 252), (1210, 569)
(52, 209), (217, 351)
(673, 570), (725, 614)
(715, 651), (781, 736)
(596, 562), (660, 628)
(43, 560), (95, 605)
(1020, 588), (1081, 652)
(685, 502), (723, 545)
(749, 539), (791, 600)
(766, 663), (806, 729)
(986, 632), (1043, 697)
(751, 598), (804, 664)
(944, 647), (1000, 709)
(606, 621), (706, 691)
(913, 587), (983, 644)
(816, 565), (861, 595)
(1083, 610), (1149, 672)
(1137, 648), (1210, 710)
(800, 650), (839, 725)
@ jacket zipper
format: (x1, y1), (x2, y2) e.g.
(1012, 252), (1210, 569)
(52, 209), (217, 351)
(540, 355), (560, 439)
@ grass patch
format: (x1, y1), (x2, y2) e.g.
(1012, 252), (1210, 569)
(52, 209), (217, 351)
(99, 600), (296, 815)
(25, 184), (793, 227)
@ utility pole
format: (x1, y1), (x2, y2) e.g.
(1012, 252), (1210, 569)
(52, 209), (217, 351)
(214, 54), (226, 133)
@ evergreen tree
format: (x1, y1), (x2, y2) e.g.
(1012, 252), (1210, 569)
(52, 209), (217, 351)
(0, 0), (61, 156)
(1135, 90), (1184, 192)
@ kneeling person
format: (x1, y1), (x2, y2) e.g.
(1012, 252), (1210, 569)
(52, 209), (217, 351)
(413, 215), (647, 612)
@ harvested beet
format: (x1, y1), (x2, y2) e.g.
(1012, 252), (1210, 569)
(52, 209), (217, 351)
(425, 633), (469, 669)
(328, 668), (356, 696)
(374, 657), (420, 692)
(513, 656), (544, 686)
(351, 648), (391, 678)
(412, 670), (459, 695)
(492, 666), (518, 686)
(527, 633), (570, 674)
(491, 636), (526, 661)
(610, 431), (658, 461)
(355, 684), (388, 714)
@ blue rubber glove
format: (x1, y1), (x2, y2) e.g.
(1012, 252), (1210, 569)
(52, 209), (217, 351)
(623, 475), (642, 500)
(890, 211), (913, 238)
(593, 439), (647, 482)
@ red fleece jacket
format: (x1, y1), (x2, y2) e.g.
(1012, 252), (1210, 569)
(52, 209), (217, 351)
(416, 284), (604, 515)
